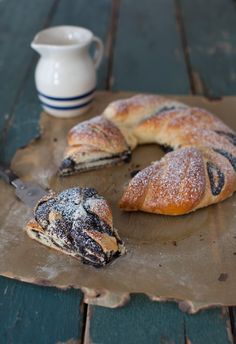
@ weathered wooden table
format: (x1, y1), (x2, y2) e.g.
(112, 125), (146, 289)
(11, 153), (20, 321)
(1, 0), (236, 343)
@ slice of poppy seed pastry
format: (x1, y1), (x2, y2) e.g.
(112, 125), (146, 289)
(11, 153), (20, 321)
(59, 116), (131, 176)
(25, 187), (125, 267)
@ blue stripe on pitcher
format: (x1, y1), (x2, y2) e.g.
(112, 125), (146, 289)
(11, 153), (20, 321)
(40, 98), (93, 110)
(38, 88), (96, 101)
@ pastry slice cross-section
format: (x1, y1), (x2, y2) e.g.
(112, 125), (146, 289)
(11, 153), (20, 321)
(25, 187), (125, 267)
(59, 116), (131, 175)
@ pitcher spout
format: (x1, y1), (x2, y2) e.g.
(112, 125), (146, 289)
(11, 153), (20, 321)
(31, 42), (47, 56)
(31, 32), (49, 56)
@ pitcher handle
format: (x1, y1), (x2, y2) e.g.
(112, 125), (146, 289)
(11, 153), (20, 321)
(91, 36), (104, 69)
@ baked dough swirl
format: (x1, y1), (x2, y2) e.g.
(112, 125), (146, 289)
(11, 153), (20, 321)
(26, 187), (125, 267)
(60, 95), (236, 215)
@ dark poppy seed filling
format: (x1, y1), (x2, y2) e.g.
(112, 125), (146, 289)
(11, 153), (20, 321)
(130, 169), (141, 177)
(207, 162), (225, 196)
(85, 149), (132, 164)
(83, 206), (114, 236)
(59, 149), (132, 176)
(72, 231), (104, 255)
(71, 230), (106, 259)
(59, 157), (76, 172)
(215, 131), (236, 147)
(160, 144), (174, 153)
(35, 198), (56, 229)
(30, 187), (125, 267)
(123, 149), (132, 163)
(32, 230), (41, 239)
(155, 104), (188, 115)
(82, 187), (98, 199)
(214, 148), (236, 172)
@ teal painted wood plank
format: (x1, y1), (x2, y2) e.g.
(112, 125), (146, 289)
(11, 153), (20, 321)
(2, 69), (46, 164)
(230, 308), (236, 343)
(87, 295), (185, 344)
(87, 297), (233, 344)
(179, 0), (236, 97)
(112, 0), (189, 93)
(0, 276), (83, 344)
(178, 0), (236, 334)
(1, 0), (113, 164)
(184, 307), (233, 344)
(0, 0), (56, 137)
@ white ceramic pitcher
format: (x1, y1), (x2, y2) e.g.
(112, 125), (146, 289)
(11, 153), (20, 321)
(31, 26), (104, 118)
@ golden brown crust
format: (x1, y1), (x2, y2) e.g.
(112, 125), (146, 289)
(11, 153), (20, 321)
(85, 197), (113, 228)
(103, 94), (188, 127)
(60, 94), (236, 215)
(119, 148), (206, 215)
(83, 229), (118, 254)
(119, 146), (236, 215)
(119, 102), (236, 215)
(26, 219), (44, 233)
(103, 94), (166, 125)
(68, 116), (128, 154)
(134, 107), (233, 147)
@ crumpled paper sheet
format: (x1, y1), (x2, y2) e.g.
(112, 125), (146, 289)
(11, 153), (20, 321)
(1, 91), (236, 313)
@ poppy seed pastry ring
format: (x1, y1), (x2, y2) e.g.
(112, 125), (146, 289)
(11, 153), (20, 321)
(60, 95), (236, 216)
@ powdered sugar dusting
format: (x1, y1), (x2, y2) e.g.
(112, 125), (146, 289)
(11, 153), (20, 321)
(85, 197), (113, 227)
(121, 148), (206, 214)
(68, 115), (128, 153)
(151, 148), (205, 208)
(63, 94), (236, 214)
(120, 164), (157, 208)
(32, 187), (125, 267)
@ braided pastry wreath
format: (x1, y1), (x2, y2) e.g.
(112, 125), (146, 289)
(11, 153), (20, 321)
(59, 94), (236, 216)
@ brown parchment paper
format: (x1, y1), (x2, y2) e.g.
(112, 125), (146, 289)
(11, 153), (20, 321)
(1, 91), (236, 313)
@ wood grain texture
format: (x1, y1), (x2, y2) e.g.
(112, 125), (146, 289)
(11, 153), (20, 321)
(111, 0), (190, 93)
(177, 0), (236, 337)
(86, 295), (185, 344)
(184, 307), (233, 344)
(178, 0), (236, 97)
(0, 276), (83, 344)
(0, 0), (57, 144)
(230, 308), (236, 343)
(85, 298), (233, 344)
